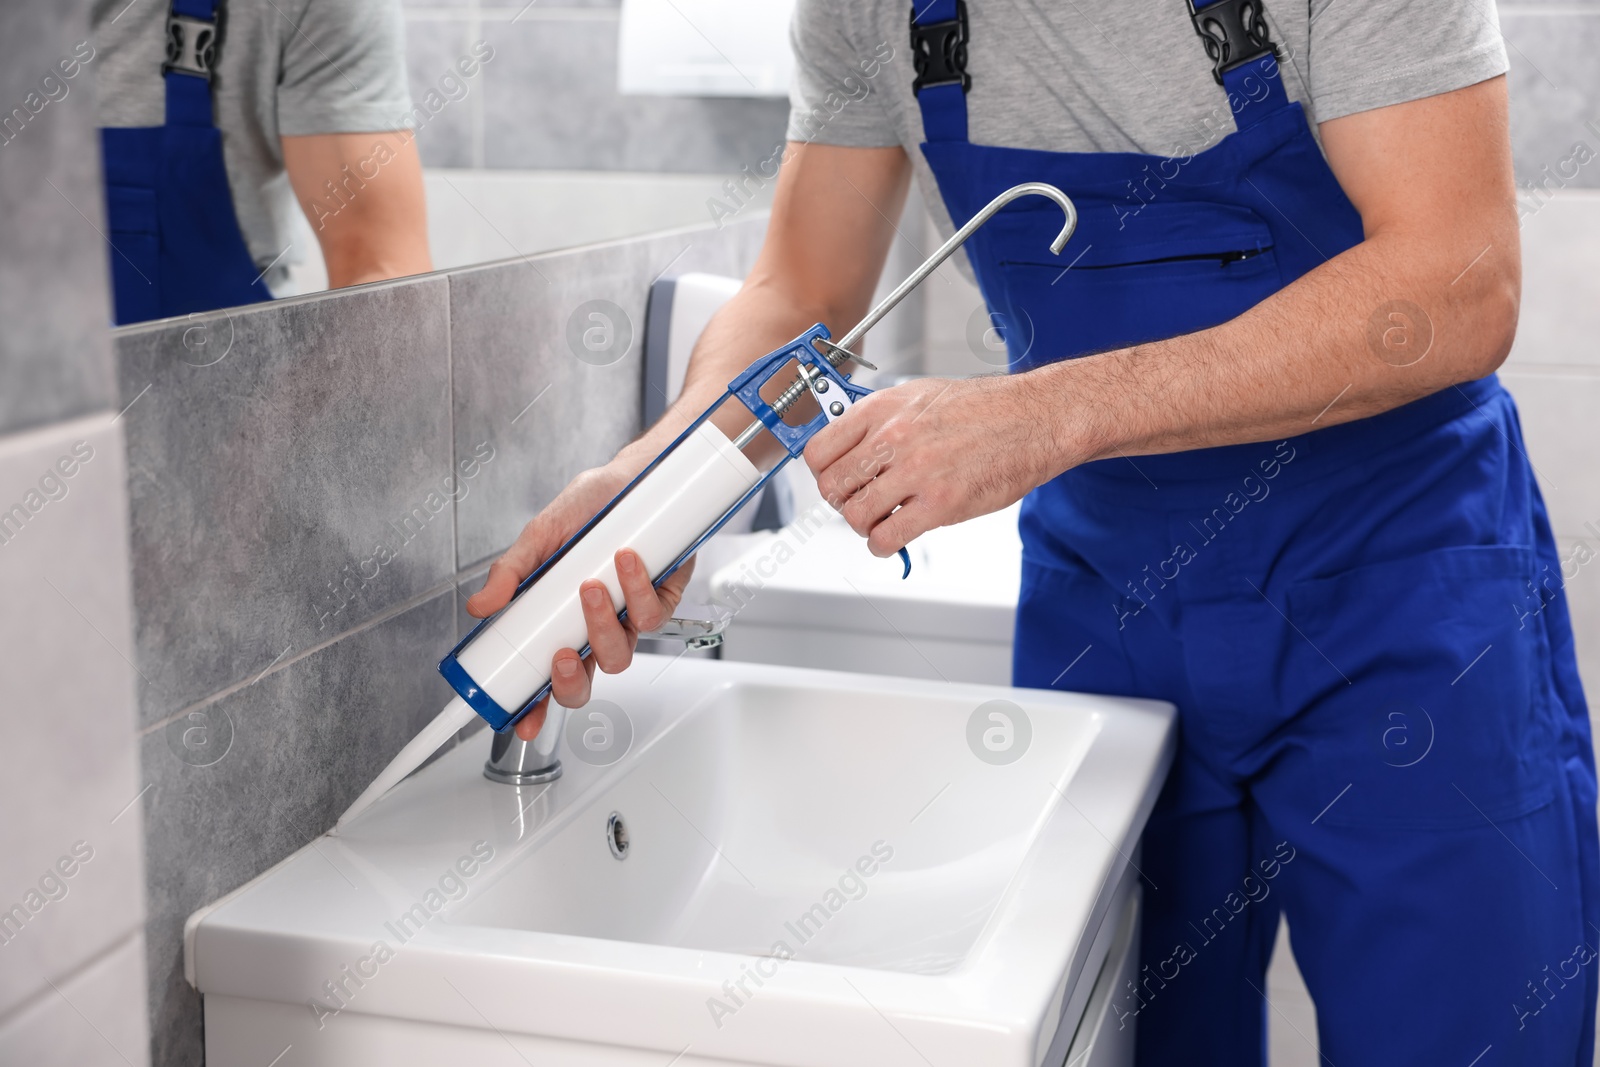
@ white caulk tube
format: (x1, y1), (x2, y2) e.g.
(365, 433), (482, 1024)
(454, 420), (761, 726)
(335, 421), (762, 833)
(333, 422), (761, 832)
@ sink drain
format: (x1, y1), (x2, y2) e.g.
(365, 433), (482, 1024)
(607, 812), (629, 860)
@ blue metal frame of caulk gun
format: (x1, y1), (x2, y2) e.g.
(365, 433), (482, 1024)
(439, 181), (1078, 733)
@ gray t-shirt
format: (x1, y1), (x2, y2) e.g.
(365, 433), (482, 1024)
(92, 0), (414, 293)
(788, 0), (1509, 242)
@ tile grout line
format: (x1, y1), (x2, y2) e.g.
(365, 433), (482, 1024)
(137, 574), (463, 738)
(0, 927), (145, 1031)
(445, 273), (463, 593)
(138, 547), (510, 739)
(402, 6), (619, 22)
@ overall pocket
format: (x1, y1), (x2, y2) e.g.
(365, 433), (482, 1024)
(1284, 544), (1559, 829)
(985, 199), (1282, 367)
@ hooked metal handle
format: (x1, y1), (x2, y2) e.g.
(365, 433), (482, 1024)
(734, 181), (1078, 447)
(832, 181), (1078, 354)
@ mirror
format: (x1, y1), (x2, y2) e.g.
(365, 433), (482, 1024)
(91, 0), (793, 325)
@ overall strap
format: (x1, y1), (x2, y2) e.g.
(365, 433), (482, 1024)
(910, 0), (970, 143)
(163, 0), (220, 127)
(1188, 0), (1289, 127)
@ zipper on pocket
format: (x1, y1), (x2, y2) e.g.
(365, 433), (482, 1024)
(1079, 248), (1269, 270)
(1003, 247), (1270, 271)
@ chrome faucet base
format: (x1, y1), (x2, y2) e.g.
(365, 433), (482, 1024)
(483, 755), (562, 786)
(484, 714), (564, 786)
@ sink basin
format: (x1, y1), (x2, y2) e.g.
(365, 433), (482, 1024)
(188, 655), (1173, 1066)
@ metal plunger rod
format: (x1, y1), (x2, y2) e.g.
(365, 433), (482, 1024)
(731, 182), (1078, 451)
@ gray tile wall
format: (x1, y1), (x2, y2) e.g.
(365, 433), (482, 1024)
(0, 0), (150, 1064)
(115, 279), (455, 723)
(117, 213), (767, 1066)
(0, 0), (118, 435)
(450, 223), (766, 567)
(1500, 5), (1600, 192)
(402, 2), (790, 173)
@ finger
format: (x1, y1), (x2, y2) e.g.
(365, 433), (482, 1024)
(513, 699), (549, 741)
(466, 503), (574, 616)
(579, 579), (633, 673)
(839, 467), (910, 539)
(867, 496), (938, 558)
(546, 646), (594, 712)
(466, 558), (527, 618)
(655, 555), (695, 617)
(614, 549), (668, 634)
(803, 402), (872, 484)
(817, 435), (896, 517)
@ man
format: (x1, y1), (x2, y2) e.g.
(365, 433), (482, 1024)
(93, 0), (430, 324)
(469, 0), (1597, 1062)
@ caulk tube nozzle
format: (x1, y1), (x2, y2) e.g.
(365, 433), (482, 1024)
(451, 421), (763, 728)
(333, 696), (476, 833)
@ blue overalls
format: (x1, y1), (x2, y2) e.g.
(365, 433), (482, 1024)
(100, 0), (271, 325)
(908, 1), (1599, 1062)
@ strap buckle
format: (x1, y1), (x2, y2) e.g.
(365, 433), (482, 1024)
(1188, 0), (1279, 86)
(910, 0), (971, 93)
(163, 13), (217, 80)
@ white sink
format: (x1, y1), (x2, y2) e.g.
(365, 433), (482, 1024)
(188, 655), (1173, 1067)
(712, 506), (1023, 685)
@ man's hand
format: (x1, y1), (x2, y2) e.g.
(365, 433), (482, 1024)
(464, 461), (694, 741)
(281, 131), (432, 288)
(806, 375), (1060, 557)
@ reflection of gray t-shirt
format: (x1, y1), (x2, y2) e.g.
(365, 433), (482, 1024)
(92, 0), (414, 292)
(788, 0), (1508, 241)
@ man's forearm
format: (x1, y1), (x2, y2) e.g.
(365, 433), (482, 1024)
(282, 131), (432, 290)
(1034, 223), (1520, 473)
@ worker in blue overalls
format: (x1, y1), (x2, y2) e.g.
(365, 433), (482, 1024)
(94, 0), (431, 325)
(471, 0), (1598, 1062)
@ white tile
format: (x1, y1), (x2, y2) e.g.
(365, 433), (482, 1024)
(1499, 371), (1600, 541)
(0, 932), (149, 1067)
(920, 211), (991, 379)
(1559, 536), (1600, 721)
(1508, 191), (1600, 369)
(1267, 917), (1320, 1067)
(0, 416), (145, 1017)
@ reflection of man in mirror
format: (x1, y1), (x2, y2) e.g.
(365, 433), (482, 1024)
(92, 0), (432, 325)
